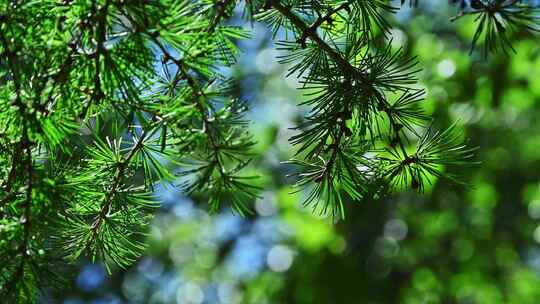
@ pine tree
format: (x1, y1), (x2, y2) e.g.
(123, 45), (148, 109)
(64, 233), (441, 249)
(0, 0), (538, 301)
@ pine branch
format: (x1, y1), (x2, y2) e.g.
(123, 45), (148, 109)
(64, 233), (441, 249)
(449, 0), (540, 55)
(0, 28), (36, 294)
(269, 2), (409, 172)
(208, 0), (235, 33)
(86, 129), (149, 250)
(149, 36), (230, 182)
(268, 2), (368, 215)
(81, 0), (251, 261)
(269, 0), (357, 76)
(81, 0), (112, 119)
(0, 29), (25, 195)
(297, 2), (350, 48)
(265, 0), (475, 212)
(142, 3), (257, 213)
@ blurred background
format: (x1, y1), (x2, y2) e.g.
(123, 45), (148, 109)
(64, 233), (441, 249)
(50, 1), (540, 303)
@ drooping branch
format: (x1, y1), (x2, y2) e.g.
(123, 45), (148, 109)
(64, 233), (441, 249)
(268, 1), (397, 181)
(0, 27), (36, 292)
(85, 0), (240, 252)
(149, 36), (230, 183)
(86, 129), (149, 249)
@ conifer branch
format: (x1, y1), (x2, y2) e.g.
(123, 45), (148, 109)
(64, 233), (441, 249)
(269, 1), (391, 180)
(268, 1), (355, 158)
(81, 0), (111, 119)
(0, 29), (24, 195)
(269, 0), (357, 76)
(86, 129), (149, 251)
(143, 2), (253, 199)
(84, 0), (243, 256)
(0, 28), (36, 292)
(264, 0), (475, 208)
(1, 121), (34, 297)
(149, 36), (230, 181)
(208, 0), (235, 33)
(297, 3), (350, 48)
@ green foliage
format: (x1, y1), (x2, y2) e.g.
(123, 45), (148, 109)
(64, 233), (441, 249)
(0, 0), (537, 301)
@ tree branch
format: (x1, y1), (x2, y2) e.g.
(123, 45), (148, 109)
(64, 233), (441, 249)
(85, 0), (237, 250)
(80, 0), (111, 119)
(270, 1), (412, 175)
(207, 0), (236, 33)
(269, 0), (357, 75)
(86, 129), (149, 249)
(0, 28), (35, 290)
(297, 3), (349, 48)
